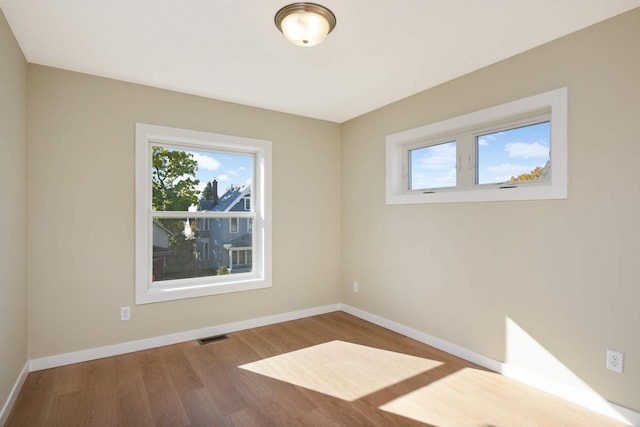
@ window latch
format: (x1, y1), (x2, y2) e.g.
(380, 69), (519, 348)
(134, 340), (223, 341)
(499, 182), (518, 189)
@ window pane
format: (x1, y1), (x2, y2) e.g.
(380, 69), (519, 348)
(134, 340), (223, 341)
(152, 146), (253, 212)
(225, 235), (253, 273)
(152, 216), (253, 281)
(409, 141), (457, 190)
(477, 121), (550, 185)
(152, 218), (213, 281)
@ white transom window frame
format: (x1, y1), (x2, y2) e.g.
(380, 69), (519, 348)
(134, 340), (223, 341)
(135, 123), (272, 304)
(386, 87), (568, 204)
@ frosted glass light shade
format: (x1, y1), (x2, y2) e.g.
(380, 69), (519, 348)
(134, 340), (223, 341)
(275, 3), (336, 47)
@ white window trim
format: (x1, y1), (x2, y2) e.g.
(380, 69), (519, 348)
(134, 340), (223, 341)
(202, 241), (210, 261)
(386, 87), (567, 204)
(230, 217), (239, 233)
(135, 123), (272, 304)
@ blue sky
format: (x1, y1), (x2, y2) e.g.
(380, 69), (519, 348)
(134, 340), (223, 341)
(410, 121), (550, 189)
(186, 149), (253, 197)
(477, 121), (550, 184)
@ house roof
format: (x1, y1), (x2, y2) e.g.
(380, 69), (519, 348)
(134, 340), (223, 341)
(199, 185), (250, 212)
(224, 233), (252, 249)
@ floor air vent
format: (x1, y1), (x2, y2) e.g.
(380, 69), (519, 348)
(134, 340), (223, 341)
(197, 334), (229, 345)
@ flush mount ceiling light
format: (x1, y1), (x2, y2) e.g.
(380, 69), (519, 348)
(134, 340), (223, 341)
(275, 2), (336, 47)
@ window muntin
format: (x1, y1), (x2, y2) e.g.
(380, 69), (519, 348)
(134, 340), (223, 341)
(386, 88), (567, 204)
(476, 121), (550, 185)
(150, 145), (253, 282)
(409, 140), (457, 190)
(136, 123), (272, 304)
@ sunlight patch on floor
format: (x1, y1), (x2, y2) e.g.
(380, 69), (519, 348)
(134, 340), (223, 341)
(238, 340), (442, 401)
(380, 366), (627, 427)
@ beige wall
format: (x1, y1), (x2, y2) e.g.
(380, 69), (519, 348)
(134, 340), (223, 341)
(26, 66), (342, 358)
(0, 7), (27, 415)
(3, 3), (639, 418)
(341, 9), (640, 411)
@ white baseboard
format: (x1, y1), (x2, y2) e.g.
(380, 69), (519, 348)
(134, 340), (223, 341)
(0, 360), (29, 426)
(30, 303), (341, 371)
(340, 304), (639, 427)
(10, 302), (640, 427)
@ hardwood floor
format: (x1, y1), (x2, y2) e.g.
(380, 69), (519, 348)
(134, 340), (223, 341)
(6, 311), (626, 426)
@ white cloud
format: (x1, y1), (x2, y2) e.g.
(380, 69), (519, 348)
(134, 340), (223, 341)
(505, 141), (549, 159)
(217, 174), (231, 182)
(487, 163), (533, 174)
(485, 163), (536, 182)
(190, 152), (221, 171)
(415, 143), (456, 171)
(195, 181), (207, 194)
(411, 167), (456, 189)
(478, 132), (506, 146)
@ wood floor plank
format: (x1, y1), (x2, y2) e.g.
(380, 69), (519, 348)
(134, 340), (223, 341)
(139, 348), (191, 426)
(5, 311), (629, 426)
(186, 337), (251, 417)
(6, 369), (57, 426)
(114, 352), (155, 427)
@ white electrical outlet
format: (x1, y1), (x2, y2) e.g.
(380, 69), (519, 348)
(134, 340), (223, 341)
(120, 306), (131, 321)
(606, 349), (623, 373)
(353, 282), (359, 293)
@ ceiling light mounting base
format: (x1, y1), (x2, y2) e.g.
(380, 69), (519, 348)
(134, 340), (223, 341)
(275, 2), (336, 47)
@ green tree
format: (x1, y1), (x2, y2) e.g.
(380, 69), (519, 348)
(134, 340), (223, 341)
(152, 147), (200, 211)
(510, 166), (543, 182)
(201, 181), (213, 202)
(152, 147), (202, 278)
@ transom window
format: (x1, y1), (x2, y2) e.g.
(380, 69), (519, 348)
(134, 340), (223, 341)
(476, 120), (550, 185)
(387, 88), (567, 204)
(136, 124), (272, 304)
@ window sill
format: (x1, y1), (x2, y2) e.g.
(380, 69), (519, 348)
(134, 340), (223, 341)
(136, 276), (272, 304)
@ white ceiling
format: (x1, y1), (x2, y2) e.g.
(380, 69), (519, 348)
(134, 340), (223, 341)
(2, 1), (639, 123)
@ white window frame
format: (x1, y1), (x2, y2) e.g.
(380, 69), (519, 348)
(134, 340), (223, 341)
(135, 123), (272, 304)
(386, 87), (567, 204)
(202, 241), (210, 261)
(230, 217), (239, 233)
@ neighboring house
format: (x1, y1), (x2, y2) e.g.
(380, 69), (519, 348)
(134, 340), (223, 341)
(152, 221), (172, 281)
(198, 180), (253, 273)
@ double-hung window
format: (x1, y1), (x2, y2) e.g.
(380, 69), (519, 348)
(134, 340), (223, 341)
(135, 124), (272, 304)
(387, 88), (567, 204)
